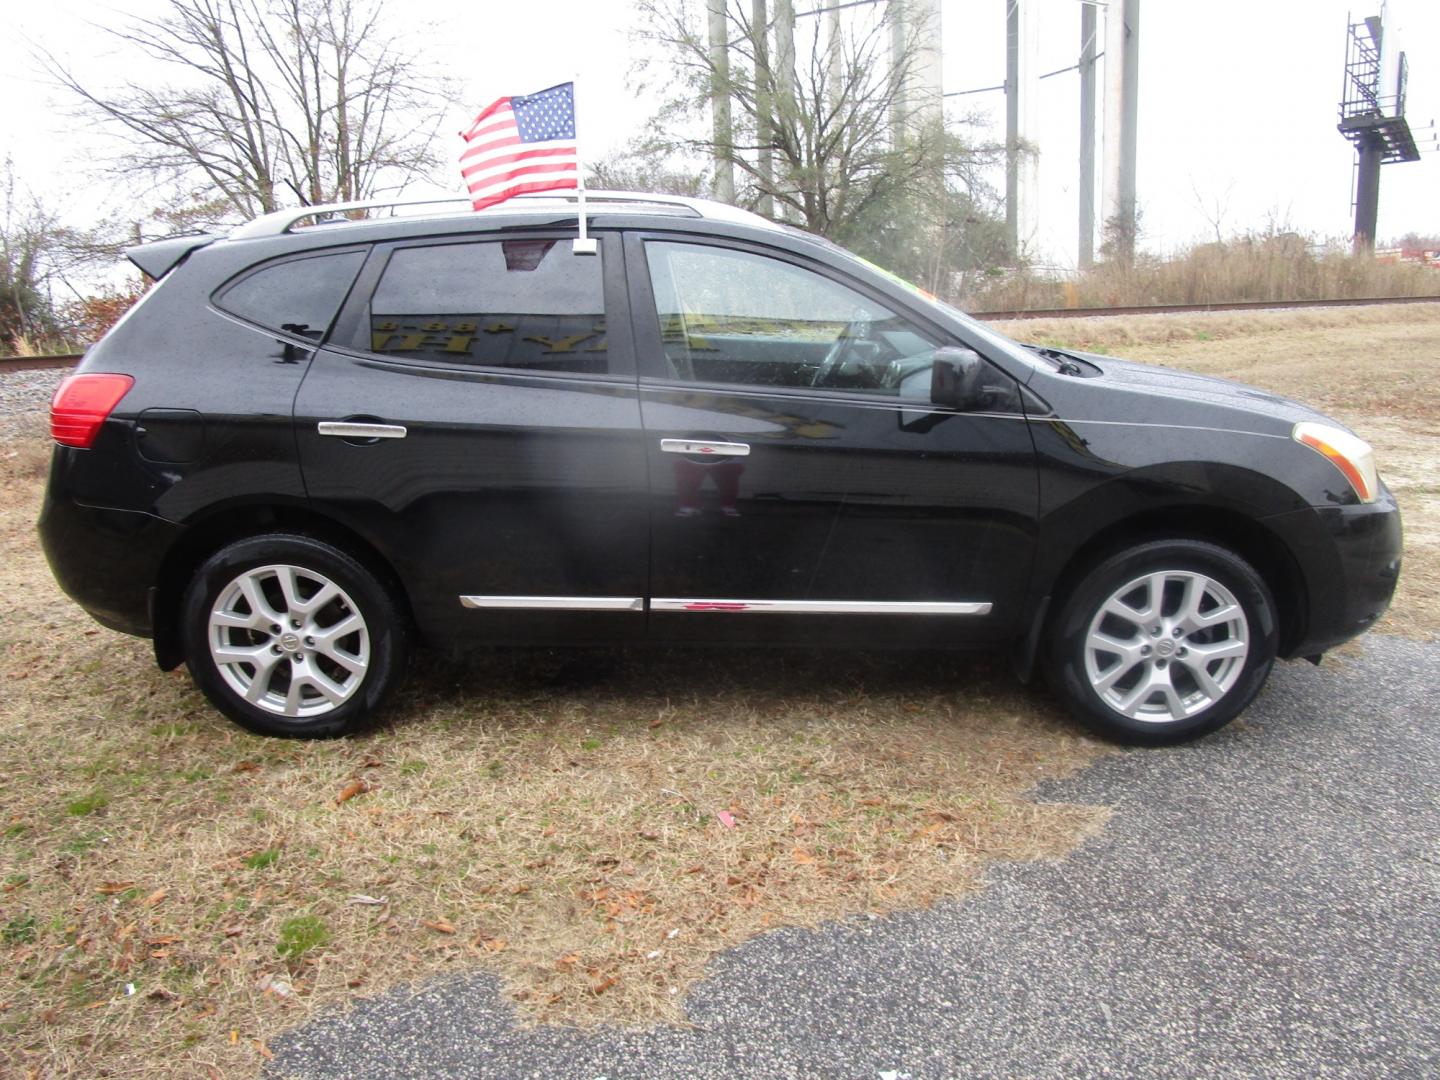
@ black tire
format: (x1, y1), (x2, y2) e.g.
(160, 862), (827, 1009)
(180, 534), (408, 737)
(1045, 539), (1278, 746)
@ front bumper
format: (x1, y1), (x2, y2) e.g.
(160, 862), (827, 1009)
(1266, 490), (1403, 658)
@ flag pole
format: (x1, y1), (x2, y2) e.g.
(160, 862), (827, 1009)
(571, 76), (597, 255)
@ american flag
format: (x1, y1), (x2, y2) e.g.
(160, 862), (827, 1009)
(459, 82), (579, 211)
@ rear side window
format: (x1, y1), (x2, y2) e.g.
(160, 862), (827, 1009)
(216, 249), (366, 340)
(365, 239), (608, 374)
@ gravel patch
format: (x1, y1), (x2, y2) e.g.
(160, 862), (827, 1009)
(0, 369), (64, 437)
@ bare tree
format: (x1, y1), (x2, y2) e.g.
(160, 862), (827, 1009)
(631, 0), (1002, 293)
(43, 0), (453, 223)
(587, 140), (709, 198)
(633, 2), (967, 231)
(0, 158), (108, 350)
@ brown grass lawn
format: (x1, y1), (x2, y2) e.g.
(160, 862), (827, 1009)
(2, 303), (1437, 1077)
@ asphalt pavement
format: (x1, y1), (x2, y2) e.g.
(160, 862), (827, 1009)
(269, 635), (1440, 1079)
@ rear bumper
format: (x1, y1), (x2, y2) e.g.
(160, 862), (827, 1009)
(1267, 491), (1403, 658)
(37, 491), (182, 639)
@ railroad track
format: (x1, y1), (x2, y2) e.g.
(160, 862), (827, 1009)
(969, 293), (1440, 321)
(0, 353), (84, 372)
(2, 294), (1438, 372)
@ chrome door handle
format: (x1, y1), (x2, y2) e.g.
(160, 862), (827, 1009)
(317, 421), (408, 439)
(660, 438), (750, 457)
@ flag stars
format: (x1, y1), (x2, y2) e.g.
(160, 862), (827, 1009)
(513, 83), (576, 143)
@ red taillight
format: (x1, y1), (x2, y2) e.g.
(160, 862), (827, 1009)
(50, 374), (135, 449)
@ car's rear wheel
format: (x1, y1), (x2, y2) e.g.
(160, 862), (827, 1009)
(1046, 539), (1279, 745)
(180, 534), (407, 737)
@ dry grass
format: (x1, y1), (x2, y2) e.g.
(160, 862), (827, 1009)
(4, 301), (1437, 1076)
(0, 445), (1108, 1077)
(995, 302), (1440, 639)
(965, 235), (1440, 312)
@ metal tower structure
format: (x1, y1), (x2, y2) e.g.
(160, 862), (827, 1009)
(1338, 10), (1420, 253)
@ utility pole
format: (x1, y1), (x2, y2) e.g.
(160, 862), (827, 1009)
(1078, 1), (1098, 268)
(1101, 0), (1139, 262)
(1005, 1), (1039, 258)
(826, 3), (843, 107)
(753, 0), (774, 217)
(774, 0), (795, 219)
(708, 0), (735, 203)
(889, 0), (908, 144)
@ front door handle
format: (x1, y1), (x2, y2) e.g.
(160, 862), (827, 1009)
(317, 421), (408, 440)
(660, 438), (750, 457)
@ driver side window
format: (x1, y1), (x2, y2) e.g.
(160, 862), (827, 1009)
(644, 241), (939, 396)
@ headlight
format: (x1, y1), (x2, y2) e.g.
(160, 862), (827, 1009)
(1292, 421), (1379, 503)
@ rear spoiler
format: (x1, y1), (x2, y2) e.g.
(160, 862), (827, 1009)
(125, 233), (220, 280)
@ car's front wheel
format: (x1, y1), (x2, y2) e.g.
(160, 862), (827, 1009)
(180, 534), (408, 737)
(1046, 539), (1279, 745)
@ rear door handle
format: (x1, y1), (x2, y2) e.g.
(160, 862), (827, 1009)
(317, 421), (408, 440)
(660, 438), (750, 457)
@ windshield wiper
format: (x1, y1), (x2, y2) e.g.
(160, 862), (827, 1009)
(1025, 344), (1086, 376)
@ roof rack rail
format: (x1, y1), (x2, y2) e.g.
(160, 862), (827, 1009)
(227, 190), (779, 241)
(228, 197), (472, 240)
(509, 190), (779, 230)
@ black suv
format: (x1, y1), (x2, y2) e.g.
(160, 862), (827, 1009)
(39, 193), (1401, 744)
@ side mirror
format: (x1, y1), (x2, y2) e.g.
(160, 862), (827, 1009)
(930, 347), (985, 410)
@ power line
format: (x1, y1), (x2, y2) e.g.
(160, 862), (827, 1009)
(944, 52), (1104, 97)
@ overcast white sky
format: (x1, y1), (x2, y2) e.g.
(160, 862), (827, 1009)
(3, 0), (1437, 269)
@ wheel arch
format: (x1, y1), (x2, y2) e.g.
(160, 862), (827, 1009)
(151, 502), (415, 670)
(1032, 503), (1308, 665)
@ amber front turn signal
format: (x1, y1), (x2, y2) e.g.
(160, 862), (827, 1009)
(1292, 421), (1379, 503)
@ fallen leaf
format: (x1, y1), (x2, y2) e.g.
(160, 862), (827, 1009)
(482, 937), (507, 952)
(542, 824), (557, 837)
(253, 1040), (273, 1060)
(141, 888), (167, 907)
(421, 919), (455, 935)
(335, 779), (369, 805)
(232, 761), (261, 773)
(591, 976), (618, 995)
(555, 953), (579, 969)
(96, 881), (136, 895)
(791, 848), (817, 865)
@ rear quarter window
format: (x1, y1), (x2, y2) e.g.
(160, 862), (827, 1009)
(215, 249), (367, 340)
(363, 238), (609, 375)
